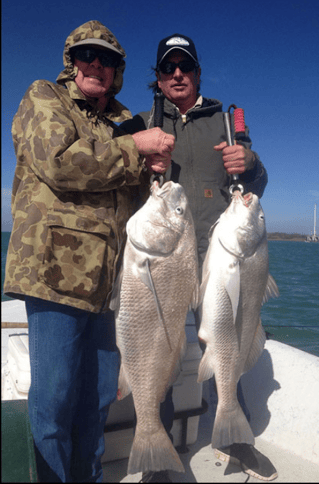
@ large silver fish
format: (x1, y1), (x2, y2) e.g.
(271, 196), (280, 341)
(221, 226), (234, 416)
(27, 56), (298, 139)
(197, 191), (279, 449)
(111, 180), (199, 475)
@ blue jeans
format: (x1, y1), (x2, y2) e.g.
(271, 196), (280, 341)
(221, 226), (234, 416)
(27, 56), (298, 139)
(25, 296), (120, 483)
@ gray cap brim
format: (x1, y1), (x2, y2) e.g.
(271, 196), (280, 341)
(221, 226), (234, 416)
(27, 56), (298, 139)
(158, 47), (197, 66)
(70, 38), (125, 57)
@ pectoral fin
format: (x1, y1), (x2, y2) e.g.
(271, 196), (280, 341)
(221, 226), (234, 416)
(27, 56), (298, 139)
(225, 261), (240, 325)
(199, 236), (214, 305)
(243, 318), (266, 374)
(199, 268), (210, 306)
(190, 281), (200, 310)
(207, 219), (220, 241)
(136, 257), (155, 292)
(137, 257), (172, 352)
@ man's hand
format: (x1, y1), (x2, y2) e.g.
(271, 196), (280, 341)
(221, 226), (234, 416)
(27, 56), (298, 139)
(132, 128), (175, 156)
(214, 141), (255, 175)
(144, 153), (171, 174)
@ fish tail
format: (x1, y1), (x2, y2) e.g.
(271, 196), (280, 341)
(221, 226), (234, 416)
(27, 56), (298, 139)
(211, 401), (255, 449)
(127, 426), (185, 475)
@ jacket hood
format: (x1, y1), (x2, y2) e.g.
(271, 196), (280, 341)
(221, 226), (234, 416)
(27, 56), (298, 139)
(56, 20), (126, 97)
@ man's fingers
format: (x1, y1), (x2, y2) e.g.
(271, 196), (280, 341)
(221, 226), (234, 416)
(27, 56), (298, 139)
(214, 141), (228, 151)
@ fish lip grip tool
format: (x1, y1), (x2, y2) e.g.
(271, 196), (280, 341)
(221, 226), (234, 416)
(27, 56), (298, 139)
(150, 90), (165, 188)
(223, 104), (245, 195)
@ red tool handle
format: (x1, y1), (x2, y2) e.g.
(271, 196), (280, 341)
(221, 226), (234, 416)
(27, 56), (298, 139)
(224, 104), (245, 194)
(234, 107), (245, 135)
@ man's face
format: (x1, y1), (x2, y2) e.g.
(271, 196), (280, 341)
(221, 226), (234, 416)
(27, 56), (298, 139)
(74, 46), (115, 101)
(156, 50), (200, 109)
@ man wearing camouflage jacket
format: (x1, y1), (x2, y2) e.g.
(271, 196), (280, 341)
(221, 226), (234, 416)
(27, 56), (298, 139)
(4, 20), (174, 482)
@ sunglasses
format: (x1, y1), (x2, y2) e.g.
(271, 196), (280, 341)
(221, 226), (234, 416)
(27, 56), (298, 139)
(72, 48), (121, 68)
(159, 60), (197, 74)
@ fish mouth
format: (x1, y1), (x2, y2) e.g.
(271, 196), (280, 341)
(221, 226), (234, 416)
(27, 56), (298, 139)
(152, 180), (184, 205)
(243, 193), (253, 207)
(150, 179), (162, 193)
(232, 191), (253, 208)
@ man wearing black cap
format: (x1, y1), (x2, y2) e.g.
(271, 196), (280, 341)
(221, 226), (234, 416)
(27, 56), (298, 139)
(121, 34), (277, 483)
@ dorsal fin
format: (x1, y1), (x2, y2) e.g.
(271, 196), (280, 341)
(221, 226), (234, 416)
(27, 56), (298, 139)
(243, 319), (266, 374)
(262, 273), (280, 305)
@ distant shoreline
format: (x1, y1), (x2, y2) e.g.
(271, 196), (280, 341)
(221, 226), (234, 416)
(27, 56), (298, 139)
(1, 231), (309, 242)
(267, 233), (307, 242)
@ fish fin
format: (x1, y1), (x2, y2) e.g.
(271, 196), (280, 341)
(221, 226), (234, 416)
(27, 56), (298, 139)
(190, 281), (200, 310)
(262, 273), (280, 304)
(243, 319), (266, 374)
(117, 363), (131, 400)
(212, 401), (254, 449)
(199, 269), (210, 305)
(208, 219), (220, 240)
(225, 260), (240, 325)
(128, 425), (184, 474)
(138, 258), (173, 352)
(197, 349), (215, 383)
(199, 238), (214, 305)
(109, 265), (123, 311)
(136, 257), (154, 292)
(164, 333), (188, 397)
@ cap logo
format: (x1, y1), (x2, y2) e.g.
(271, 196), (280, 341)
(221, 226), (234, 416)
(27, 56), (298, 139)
(166, 37), (190, 47)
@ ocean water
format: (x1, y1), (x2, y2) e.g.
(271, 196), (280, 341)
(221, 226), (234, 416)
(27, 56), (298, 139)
(260, 240), (319, 357)
(1, 232), (319, 357)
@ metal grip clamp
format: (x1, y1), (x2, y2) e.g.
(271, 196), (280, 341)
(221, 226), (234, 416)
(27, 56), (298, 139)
(150, 90), (166, 187)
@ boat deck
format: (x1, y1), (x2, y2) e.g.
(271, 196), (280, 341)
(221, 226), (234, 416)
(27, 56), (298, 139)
(2, 300), (319, 482)
(102, 380), (319, 483)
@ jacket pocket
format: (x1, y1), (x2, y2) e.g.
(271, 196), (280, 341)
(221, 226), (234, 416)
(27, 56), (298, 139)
(39, 211), (112, 300)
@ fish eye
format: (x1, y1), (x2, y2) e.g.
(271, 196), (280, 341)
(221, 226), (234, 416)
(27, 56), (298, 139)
(175, 206), (183, 215)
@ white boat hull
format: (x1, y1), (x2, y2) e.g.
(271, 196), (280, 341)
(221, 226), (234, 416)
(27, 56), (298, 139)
(2, 299), (319, 467)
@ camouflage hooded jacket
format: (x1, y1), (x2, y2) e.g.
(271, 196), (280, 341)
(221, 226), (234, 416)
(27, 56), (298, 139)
(4, 21), (145, 313)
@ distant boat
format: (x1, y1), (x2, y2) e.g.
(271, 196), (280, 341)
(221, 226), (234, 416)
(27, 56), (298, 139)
(305, 203), (318, 242)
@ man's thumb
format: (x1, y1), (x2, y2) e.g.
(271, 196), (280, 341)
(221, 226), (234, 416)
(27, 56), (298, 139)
(214, 141), (227, 151)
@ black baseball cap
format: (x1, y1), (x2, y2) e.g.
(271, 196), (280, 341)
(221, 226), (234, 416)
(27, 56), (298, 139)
(156, 34), (199, 67)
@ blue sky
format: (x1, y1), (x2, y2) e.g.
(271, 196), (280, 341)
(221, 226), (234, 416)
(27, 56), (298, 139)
(2, 0), (319, 234)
